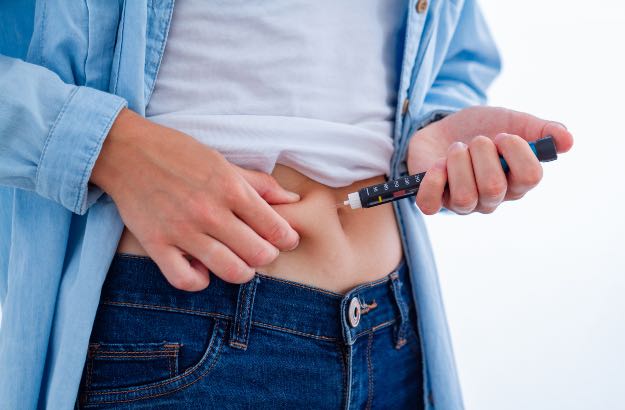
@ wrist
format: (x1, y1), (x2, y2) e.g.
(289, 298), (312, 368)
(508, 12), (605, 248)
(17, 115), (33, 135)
(90, 108), (150, 196)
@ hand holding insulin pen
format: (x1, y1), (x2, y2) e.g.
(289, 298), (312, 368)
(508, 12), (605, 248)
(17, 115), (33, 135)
(341, 136), (558, 210)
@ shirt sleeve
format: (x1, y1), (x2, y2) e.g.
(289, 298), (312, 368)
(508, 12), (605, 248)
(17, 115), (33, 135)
(409, 0), (502, 134)
(0, 54), (128, 215)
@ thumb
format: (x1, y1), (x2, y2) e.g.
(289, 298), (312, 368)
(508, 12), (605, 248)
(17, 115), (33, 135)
(235, 167), (301, 205)
(506, 109), (574, 154)
(540, 121), (574, 154)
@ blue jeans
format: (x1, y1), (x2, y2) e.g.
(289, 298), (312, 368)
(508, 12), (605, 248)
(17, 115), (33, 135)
(76, 253), (424, 409)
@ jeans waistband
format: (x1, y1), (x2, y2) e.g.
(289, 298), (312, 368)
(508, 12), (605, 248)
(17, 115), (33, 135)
(101, 254), (416, 349)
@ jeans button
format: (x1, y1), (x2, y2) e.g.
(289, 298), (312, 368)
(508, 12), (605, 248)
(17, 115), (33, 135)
(348, 297), (361, 328)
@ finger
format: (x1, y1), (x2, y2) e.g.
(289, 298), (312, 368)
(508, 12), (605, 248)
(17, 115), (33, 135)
(204, 211), (280, 268)
(232, 188), (300, 251)
(539, 121), (573, 154)
(147, 244), (211, 292)
(491, 108), (574, 154)
(415, 158), (447, 215)
(468, 136), (507, 213)
(236, 167), (301, 204)
(446, 142), (478, 214)
(180, 232), (255, 284)
(494, 133), (543, 200)
(189, 257), (210, 278)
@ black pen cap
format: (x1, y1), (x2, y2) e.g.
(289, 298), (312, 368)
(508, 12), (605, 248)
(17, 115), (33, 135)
(535, 136), (558, 162)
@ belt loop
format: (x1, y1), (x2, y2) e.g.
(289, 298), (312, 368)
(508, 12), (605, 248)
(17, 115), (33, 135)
(229, 275), (260, 350)
(389, 266), (409, 349)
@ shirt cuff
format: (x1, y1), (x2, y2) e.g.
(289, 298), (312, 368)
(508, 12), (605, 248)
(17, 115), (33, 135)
(35, 86), (127, 215)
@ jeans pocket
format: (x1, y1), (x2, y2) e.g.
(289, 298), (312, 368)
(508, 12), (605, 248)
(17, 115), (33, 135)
(85, 341), (180, 391)
(78, 304), (227, 408)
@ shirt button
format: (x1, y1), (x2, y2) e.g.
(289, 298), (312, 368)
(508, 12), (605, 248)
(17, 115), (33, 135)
(402, 98), (410, 115)
(416, 0), (428, 13)
(348, 297), (361, 328)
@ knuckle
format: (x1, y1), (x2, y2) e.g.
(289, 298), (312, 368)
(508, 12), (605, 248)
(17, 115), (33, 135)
(477, 205), (497, 214)
(256, 173), (280, 197)
(416, 194), (440, 215)
(507, 191), (525, 201)
(187, 191), (209, 214)
(168, 222), (192, 243)
(451, 191), (477, 211)
(266, 221), (288, 244)
(221, 262), (253, 284)
(224, 183), (248, 204)
(197, 207), (221, 229)
(418, 202), (439, 215)
(470, 135), (492, 150)
(480, 178), (507, 201)
(521, 166), (543, 187)
(259, 173), (278, 188)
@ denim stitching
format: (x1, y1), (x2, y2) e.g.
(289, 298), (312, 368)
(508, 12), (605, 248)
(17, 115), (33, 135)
(114, 253), (153, 261)
(389, 274), (409, 349)
(101, 300), (232, 321)
(256, 273), (343, 298)
(102, 300), (338, 341)
(94, 351), (177, 355)
(252, 322), (336, 342)
(228, 341), (247, 349)
(86, 356), (94, 393)
(354, 319), (396, 339)
(338, 343), (347, 408)
(73, 97), (126, 214)
(366, 333), (374, 410)
(230, 278), (257, 349)
(343, 344), (353, 409)
(102, 301), (397, 342)
(111, 1), (126, 95)
(242, 278), (259, 344)
(86, 319), (224, 398)
(82, 0), (90, 81)
(85, 336), (223, 406)
(144, 0), (175, 103)
(35, 86), (79, 189)
(94, 353), (176, 360)
(233, 283), (248, 345)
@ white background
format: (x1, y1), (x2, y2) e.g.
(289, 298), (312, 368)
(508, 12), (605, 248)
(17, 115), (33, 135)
(1, 1), (623, 409)
(426, 1), (625, 409)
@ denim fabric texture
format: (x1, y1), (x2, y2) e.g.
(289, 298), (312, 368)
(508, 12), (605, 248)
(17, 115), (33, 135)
(0, 1), (501, 408)
(76, 253), (424, 409)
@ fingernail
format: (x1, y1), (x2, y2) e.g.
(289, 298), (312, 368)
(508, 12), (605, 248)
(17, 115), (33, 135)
(552, 121), (568, 131)
(287, 235), (300, 251)
(449, 141), (467, 151)
(494, 133), (509, 143)
(286, 191), (300, 201)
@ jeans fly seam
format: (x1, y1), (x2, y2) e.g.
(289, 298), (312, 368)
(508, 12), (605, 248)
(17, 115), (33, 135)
(366, 332), (374, 410)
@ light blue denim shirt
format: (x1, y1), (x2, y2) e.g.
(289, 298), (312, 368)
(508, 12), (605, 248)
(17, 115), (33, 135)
(0, 1), (500, 409)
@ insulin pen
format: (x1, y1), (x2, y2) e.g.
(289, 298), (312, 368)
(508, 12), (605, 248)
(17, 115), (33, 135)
(342, 136), (558, 210)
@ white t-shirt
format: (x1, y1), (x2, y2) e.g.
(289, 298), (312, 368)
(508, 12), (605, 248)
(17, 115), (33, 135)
(146, 0), (406, 187)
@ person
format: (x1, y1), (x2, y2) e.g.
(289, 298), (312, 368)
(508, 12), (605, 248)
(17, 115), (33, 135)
(0, 1), (573, 409)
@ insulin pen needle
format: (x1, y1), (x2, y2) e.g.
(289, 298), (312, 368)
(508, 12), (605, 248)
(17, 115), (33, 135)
(341, 136), (558, 210)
